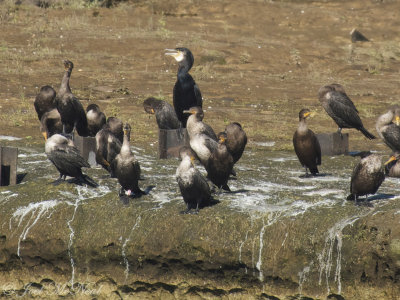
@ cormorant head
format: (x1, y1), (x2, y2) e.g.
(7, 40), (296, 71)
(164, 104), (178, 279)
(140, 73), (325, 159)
(182, 106), (204, 120)
(143, 97), (163, 114)
(123, 123), (131, 136)
(63, 60), (74, 71)
(86, 103), (100, 113)
(165, 47), (194, 69)
(385, 152), (400, 165)
(298, 108), (315, 121)
(318, 83), (346, 100)
(217, 132), (228, 144)
(388, 105), (400, 126)
(179, 146), (197, 164)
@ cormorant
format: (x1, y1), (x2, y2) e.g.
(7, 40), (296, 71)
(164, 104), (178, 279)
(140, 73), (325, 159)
(176, 146), (211, 214)
(165, 48), (202, 127)
(55, 60), (89, 137)
(95, 117), (123, 176)
(184, 106), (217, 167)
(34, 85), (56, 121)
(206, 132), (234, 191)
(224, 122), (247, 164)
(86, 104), (106, 136)
(375, 105), (400, 152)
(318, 84), (375, 139)
(293, 109), (321, 176)
(384, 152), (400, 178)
(347, 152), (384, 202)
(40, 108), (64, 140)
(45, 134), (97, 187)
(112, 123), (143, 198)
(143, 97), (181, 129)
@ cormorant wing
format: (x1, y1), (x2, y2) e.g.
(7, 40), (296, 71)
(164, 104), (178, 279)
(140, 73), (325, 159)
(312, 132), (322, 165)
(48, 147), (89, 171)
(204, 136), (218, 153)
(107, 134), (122, 162)
(194, 83), (203, 107)
(327, 95), (363, 126)
(72, 96), (89, 136)
(329, 91), (359, 113)
(204, 123), (217, 141)
(382, 125), (400, 151)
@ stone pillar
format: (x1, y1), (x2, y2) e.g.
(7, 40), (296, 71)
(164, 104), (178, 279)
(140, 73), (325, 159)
(0, 146), (18, 186)
(158, 128), (189, 159)
(316, 132), (349, 156)
(73, 134), (97, 166)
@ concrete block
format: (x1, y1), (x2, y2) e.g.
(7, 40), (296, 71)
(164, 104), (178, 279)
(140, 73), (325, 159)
(316, 132), (349, 156)
(158, 128), (189, 159)
(73, 134), (97, 166)
(0, 146), (18, 186)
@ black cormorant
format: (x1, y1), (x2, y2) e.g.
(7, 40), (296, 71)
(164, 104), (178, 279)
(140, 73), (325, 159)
(143, 97), (181, 129)
(206, 132), (234, 191)
(95, 117), (123, 176)
(165, 48), (202, 127)
(86, 103), (106, 136)
(224, 122), (247, 164)
(376, 105), (400, 152)
(34, 85), (56, 121)
(384, 152), (400, 178)
(45, 134), (97, 187)
(55, 60), (89, 136)
(176, 146), (211, 214)
(318, 84), (375, 139)
(183, 106), (217, 167)
(112, 123), (143, 198)
(293, 108), (321, 176)
(347, 152), (384, 202)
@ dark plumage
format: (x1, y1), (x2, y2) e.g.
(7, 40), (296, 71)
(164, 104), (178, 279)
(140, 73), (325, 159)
(206, 132), (234, 191)
(384, 152), (400, 178)
(347, 152), (384, 202)
(86, 104), (106, 136)
(318, 84), (375, 139)
(293, 109), (321, 176)
(176, 146), (211, 213)
(376, 105), (400, 152)
(184, 106), (217, 167)
(45, 134), (97, 187)
(112, 123), (143, 197)
(224, 122), (247, 164)
(95, 117), (123, 176)
(34, 85), (57, 121)
(40, 108), (64, 140)
(55, 60), (89, 137)
(143, 97), (181, 129)
(165, 48), (202, 127)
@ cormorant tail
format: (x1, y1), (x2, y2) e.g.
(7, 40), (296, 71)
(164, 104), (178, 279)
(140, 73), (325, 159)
(222, 184), (231, 192)
(359, 127), (376, 140)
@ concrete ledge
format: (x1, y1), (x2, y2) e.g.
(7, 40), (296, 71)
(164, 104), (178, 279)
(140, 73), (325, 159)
(0, 146), (18, 186)
(73, 134), (97, 166)
(158, 128), (189, 159)
(316, 132), (349, 156)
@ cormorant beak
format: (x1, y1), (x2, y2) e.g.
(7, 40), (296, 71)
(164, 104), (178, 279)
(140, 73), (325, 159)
(183, 110), (195, 115)
(384, 155), (397, 165)
(190, 156), (195, 165)
(304, 111), (316, 118)
(165, 49), (184, 62)
(42, 131), (48, 141)
(219, 136), (226, 143)
(395, 116), (400, 126)
(150, 108), (155, 114)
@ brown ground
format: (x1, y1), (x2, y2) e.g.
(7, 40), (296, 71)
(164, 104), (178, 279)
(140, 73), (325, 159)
(0, 0), (399, 151)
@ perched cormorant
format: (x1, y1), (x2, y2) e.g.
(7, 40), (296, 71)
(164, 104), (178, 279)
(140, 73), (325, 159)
(40, 108), (64, 140)
(112, 123), (143, 198)
(375, 105), (400, 152)
(143, 97), (181, 129)
(318, 84), (375, 139)
(184, 106), (217, 167)
(347, 152), (384, 202)
(86, 104), (106, 136)
(176, 146), (211, 214)
(224, 122), (247, 164)
(34, 85), (56, 121)
(293, 109), (321, 176)
(95, 117), (123, 176)
(384, 152), (400, 178)
(45, 134), (97, 187)
(165, 48), (202, 127)
(55, 60), (89, 137)
(206, 132), (234, 191)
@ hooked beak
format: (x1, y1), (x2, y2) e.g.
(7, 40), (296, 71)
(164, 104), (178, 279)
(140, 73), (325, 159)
(183, 109), (194, 115)
(190, 155), (195, 165)
(42, 131), (48, 141)
(165, 49), (184, 62)
(395, 116), (400, 126)
(384, 155), (397, 165)
(304, 111), (316, 118)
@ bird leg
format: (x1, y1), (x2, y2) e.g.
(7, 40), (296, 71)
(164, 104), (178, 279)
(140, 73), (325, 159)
(337, 127), (343, 138)
(51, 173), (65, 186)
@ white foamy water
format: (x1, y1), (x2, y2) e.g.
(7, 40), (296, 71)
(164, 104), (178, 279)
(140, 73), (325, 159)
(0, 135), (22, 141)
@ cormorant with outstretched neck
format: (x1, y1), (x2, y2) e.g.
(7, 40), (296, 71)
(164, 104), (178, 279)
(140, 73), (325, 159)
(55, 60), (89, 136)
(318, 84), (375, 139)
(112, 123), (143, 198)
(376, 105), (400, 152)
(165, 48), (202, 127)
(347, 152), (384, 202)
(95, 117), (123, 176)
(45, 134), (97, 187)
(143, 97), (181, 129)
(224, 122), (247, 164)
(384, 152), (400, 178)
(86, 104), (106, 136)
(206, 132), (234, 191)
(34, 85), (57, 121)
(293, 109), (321, 176)
(176, 146), (211, 214)
(184, 106), (217, 167)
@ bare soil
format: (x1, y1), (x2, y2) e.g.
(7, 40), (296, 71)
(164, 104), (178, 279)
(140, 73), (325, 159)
(0, 0), (399, 151)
